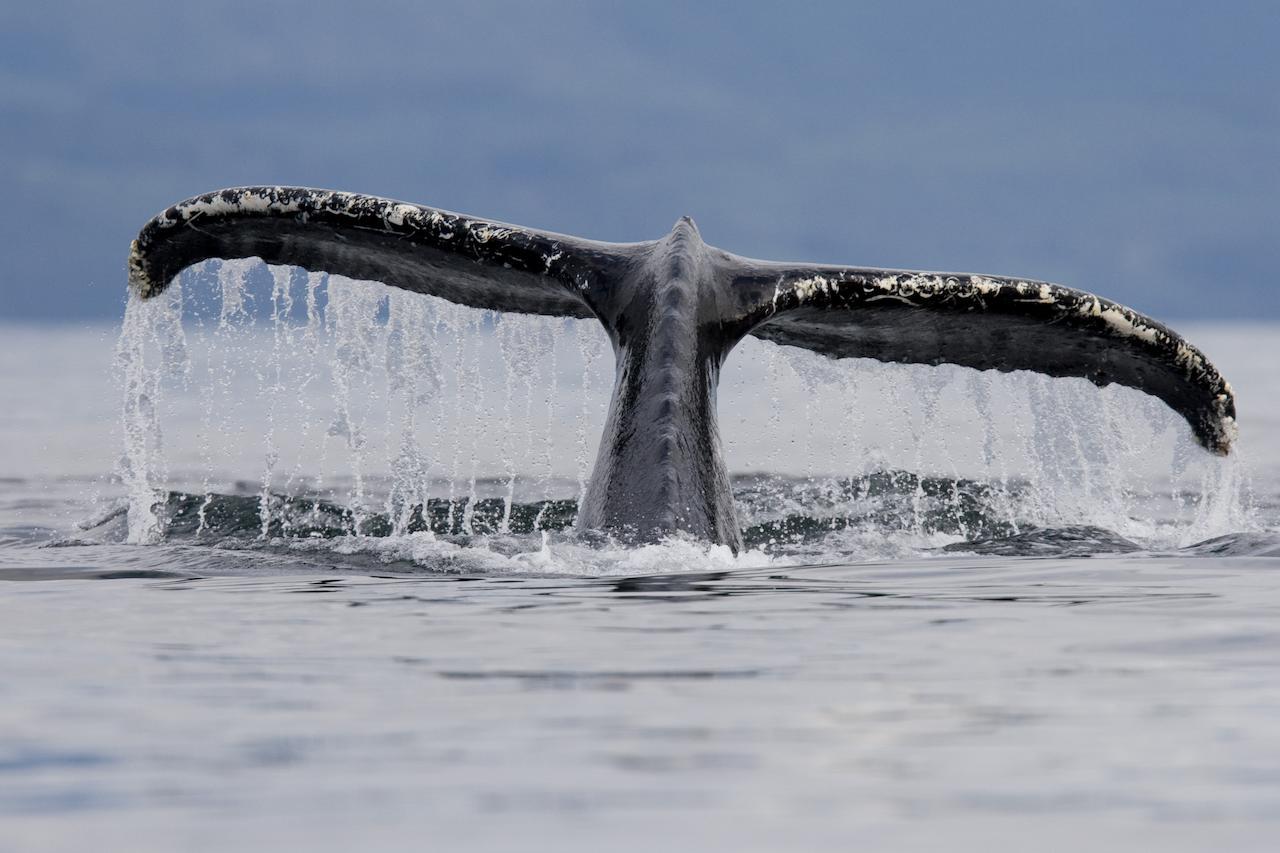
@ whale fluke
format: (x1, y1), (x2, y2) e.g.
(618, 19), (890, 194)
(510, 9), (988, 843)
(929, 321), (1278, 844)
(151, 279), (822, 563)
(128, 186), (624, 319)
(732, 261), (1237, 458)
(129, 186), (1237, 551)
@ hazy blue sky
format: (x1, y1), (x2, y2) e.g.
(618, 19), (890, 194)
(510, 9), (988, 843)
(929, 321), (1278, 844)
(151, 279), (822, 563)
(2, 1), (1277, 320)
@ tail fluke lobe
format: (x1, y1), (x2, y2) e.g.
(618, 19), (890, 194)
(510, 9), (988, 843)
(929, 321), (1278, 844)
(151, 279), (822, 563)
(729, 262), (1236, 455)
(128, 186), (639, 319)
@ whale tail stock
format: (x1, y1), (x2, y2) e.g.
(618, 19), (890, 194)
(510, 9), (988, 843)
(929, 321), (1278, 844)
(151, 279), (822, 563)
(129, 186), (1237, 550)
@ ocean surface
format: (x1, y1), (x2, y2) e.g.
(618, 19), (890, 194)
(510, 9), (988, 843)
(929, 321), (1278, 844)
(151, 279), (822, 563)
(2, 269), (1279, 851)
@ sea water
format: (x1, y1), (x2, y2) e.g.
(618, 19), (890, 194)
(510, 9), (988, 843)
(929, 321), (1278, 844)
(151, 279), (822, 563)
(1, 263), (1278, 852)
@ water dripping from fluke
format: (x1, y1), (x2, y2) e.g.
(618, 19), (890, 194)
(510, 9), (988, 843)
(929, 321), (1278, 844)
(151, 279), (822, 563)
(110, 187), (1258, 573)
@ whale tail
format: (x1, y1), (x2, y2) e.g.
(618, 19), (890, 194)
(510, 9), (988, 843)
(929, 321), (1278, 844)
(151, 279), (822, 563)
(129, 186), (1237, 549)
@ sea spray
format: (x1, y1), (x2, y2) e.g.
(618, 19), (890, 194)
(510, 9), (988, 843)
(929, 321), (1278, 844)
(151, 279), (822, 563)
(384, 289), (440, 535)
(257, 264), (295, 536)
(496, 313), (556, 533)
(718, 337), (1254, 550)
(325, 274), (385, 533)
(198, 259), (256, 534)
(574, 319), (609, 508)
(116, 279), (187, 544)
(459, 310), (486, 534)
(281, 270), (327, 530)
(533, 317), (562, 532)
(115, 261), (1256, 563)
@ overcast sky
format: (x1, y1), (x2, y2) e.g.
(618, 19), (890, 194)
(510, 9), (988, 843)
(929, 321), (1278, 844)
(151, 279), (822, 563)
(2, 0), (1277, 321)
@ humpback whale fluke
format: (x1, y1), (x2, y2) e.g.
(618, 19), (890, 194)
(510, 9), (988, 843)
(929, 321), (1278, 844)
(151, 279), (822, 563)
(128, 186), (1237, 551)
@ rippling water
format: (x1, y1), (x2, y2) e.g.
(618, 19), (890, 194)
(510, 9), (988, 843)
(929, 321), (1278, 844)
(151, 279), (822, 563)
(3, 309), (1279, 852)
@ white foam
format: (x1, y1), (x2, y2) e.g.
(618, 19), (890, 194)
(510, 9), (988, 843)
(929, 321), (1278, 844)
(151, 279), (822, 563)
(294, 530), (775, 577)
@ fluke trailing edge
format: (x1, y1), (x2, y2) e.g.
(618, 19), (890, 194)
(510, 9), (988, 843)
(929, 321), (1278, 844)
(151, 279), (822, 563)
(128, 186), (1237, 551)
